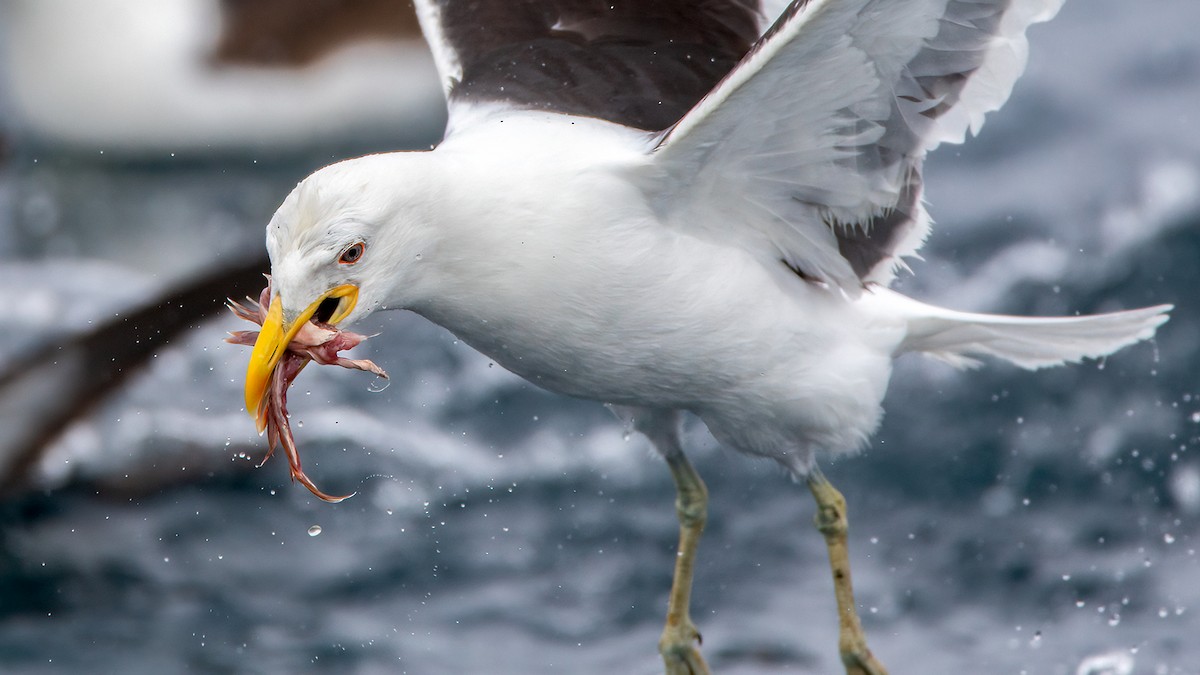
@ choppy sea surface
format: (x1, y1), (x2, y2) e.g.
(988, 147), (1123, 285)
(1, 1), (1198, 673)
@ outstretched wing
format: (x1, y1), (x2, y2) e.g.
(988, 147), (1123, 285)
(412, 0), (769, 132)
(651, 0), (1065, 290)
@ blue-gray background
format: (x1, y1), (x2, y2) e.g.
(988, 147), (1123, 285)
(0, 0), (1197, 672)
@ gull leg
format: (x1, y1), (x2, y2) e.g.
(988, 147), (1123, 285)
(807, 467), (888, 675)
(618, 407), (710, 675)
(659, 442), (710, 675)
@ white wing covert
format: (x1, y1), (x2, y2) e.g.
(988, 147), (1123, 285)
(650, 0), (1066, 291)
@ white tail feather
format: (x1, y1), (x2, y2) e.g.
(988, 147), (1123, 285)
(882, 291), (1172, 370)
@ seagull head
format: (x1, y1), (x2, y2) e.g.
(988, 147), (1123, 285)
(243, 153), (437, 421)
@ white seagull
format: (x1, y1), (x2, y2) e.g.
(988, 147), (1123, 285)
(238, 1), (1171, 673)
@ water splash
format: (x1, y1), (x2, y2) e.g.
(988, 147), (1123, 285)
(1075, 650), (1133, 675)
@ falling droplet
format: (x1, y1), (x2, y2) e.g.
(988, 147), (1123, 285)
(368, 377), (390, 393)
(308, 525), (323, 537)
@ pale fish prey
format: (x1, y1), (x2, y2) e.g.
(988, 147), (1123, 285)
(228, 279), (386, 503)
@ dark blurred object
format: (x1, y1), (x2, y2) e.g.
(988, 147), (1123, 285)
(0, 255), (267, 495)
(212, 0), (422, 66)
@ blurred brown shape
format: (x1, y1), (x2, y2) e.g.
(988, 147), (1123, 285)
(212, 0), (422, 66)
(0, 255), (269, 496)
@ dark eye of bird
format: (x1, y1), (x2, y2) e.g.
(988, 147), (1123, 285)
(339, 242), (365, 264)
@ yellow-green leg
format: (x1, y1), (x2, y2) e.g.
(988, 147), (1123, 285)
(620, 406), (711, 675)
(808, 468), (888, 675)
(659, 446), (711, 675)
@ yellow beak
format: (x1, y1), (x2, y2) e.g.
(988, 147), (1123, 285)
(244, 284), (359, 431)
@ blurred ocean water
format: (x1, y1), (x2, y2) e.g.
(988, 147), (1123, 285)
(0, 0), (1198, 673)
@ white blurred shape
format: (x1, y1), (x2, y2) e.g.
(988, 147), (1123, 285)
(0, 0), (442, 154)
(1101, 159), (1200, 254)
(1169, 463), (1200, 516)
(1075, 650), (1134, 675)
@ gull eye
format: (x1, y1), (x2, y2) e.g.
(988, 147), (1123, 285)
(339, 242), (365, 265)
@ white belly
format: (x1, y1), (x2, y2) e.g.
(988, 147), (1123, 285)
(408, 126), (906, 463)
(412, 219), (902, 463)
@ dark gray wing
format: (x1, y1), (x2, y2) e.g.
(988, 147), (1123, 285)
(652, 0), (1065, 290)
(414, 0), (764, 131)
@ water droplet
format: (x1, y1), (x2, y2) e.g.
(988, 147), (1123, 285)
(1164, 533), (1176, 544)
(368, 377), (390, 393)
(308, 525), (323, 537)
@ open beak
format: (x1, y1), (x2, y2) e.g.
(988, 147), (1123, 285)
(244, 284), (359, 431)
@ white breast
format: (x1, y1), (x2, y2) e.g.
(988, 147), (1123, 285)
(403, 118), (905, 463)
